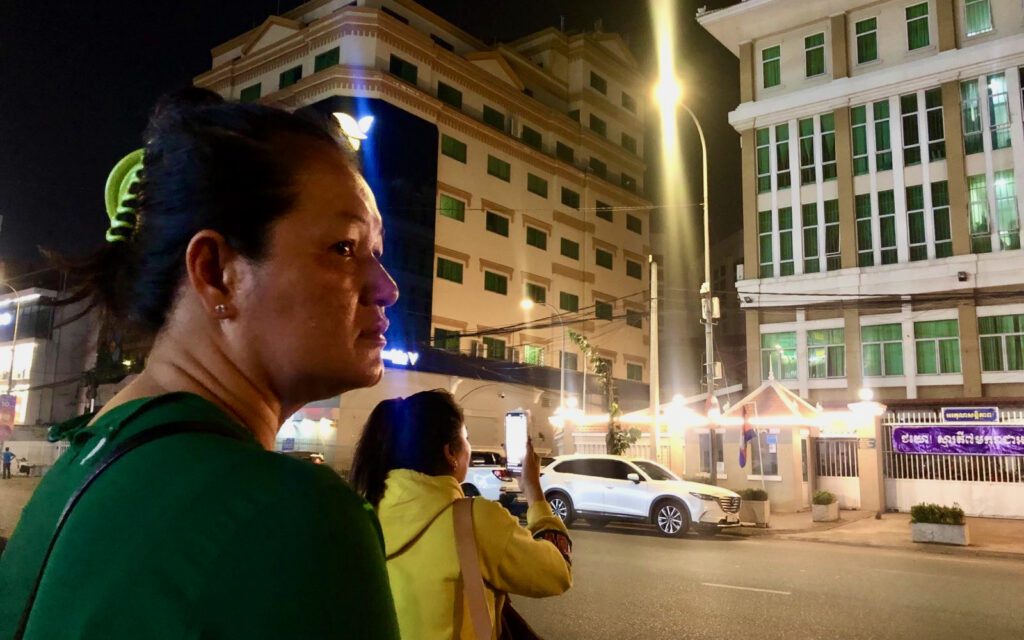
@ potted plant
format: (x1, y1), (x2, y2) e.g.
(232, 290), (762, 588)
(738, 488), (770, 527)
(910, 503), (969, 546)
(811, 490), (839, 522)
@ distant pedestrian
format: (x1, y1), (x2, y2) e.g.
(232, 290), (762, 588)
(0, 88), (400, 639)
(2, 447), (13, 479)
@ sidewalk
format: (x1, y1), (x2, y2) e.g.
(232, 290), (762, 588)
(727, 508), (1024, 561)
(0, 476), (41, 538)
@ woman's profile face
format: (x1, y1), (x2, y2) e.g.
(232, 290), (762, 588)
(234, 145), (398, 406)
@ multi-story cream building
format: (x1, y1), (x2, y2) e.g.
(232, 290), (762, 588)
(194, 0), (652, 462)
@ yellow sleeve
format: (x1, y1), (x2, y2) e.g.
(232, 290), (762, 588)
(475, 499), (573, 598)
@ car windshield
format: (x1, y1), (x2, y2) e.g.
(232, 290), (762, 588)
(634, 461), (679, 481)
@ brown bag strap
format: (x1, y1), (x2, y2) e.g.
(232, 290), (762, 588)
(453, 497), (493, 639)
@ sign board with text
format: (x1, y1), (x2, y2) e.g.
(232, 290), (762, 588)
(940, 407), (999, 423)
(892, 425), (1024, 456)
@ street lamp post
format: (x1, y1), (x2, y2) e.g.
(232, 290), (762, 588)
(520, 298), (566, 411)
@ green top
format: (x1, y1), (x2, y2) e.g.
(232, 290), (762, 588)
(0, 393), (399, 639)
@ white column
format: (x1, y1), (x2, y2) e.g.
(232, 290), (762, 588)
(865, 102), (882, 266)
(890, 94), (910, 263)
(916, 89), (936, 258)
(1005, 66), (1024, 240)
(901, 303), (917, 400)
(770, 124), (781, 277)
(978, 74), (1000, 251)
(790, 118), (804, 275)
(796, 310), (809, 398)
(814, 116), (828, 268)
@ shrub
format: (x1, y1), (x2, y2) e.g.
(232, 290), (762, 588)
(910, 503), (965, 526)
(812, 490), (837, 505)
(739, 488), (768, 501)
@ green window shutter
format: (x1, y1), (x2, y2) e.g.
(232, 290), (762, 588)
(621, 174), (637, 192)
(589, 114), (607, 137)
(804, 33), (825, 77)
(561, 187), (580, 209)
(434, 328), (461, 352)
(487, 155), (511, 182)
(526, 226), (547, 250)
(439, 195), (465, 221)
(437, 82), (463, 109)
(626, 214), (642, 234)
(483, 105), (505, 131)
(239, 83), (262, 103)
(626, 310), (643, 328)
(527, 173), (549, 197)
(626, 260), (642, 279)
(560, 291), (579, 312)
(906, 3), (930, 50)
(621, 134), (637, 154)
(589, 71), (607, 94)
(389, 55), (417, 84)
(314, 48), (340, 72)
(441, 135), (467, 163)
(762, 45), (781, 88)
(523, 345), (544, 366)
(966, 0), (993, 37)
(483, 337), (506, 361)
(560, 238), (580, 260)
(595, 248), (613, 269)
(485, 211), (509, 237)
(436, 257), (463, 283)
(279, 66), (302, 89)
(484, 271), (508, 295)
(589, 157), (607, 179)
(856, 18), (877, 64)
(525, 282), (546, 304)
(521, 125), (542, 150)
(596, 301), (613, 320)
(596, 201), (613, 222)
(626, 363), (643, 381)
(556, 142), (575, 163)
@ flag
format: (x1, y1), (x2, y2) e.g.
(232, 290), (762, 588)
(739, 404), (756, 468)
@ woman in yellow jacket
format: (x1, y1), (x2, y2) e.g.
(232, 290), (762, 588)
(350, 390), (572, 639)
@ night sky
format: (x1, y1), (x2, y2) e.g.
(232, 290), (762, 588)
(0, 1), (738, 272)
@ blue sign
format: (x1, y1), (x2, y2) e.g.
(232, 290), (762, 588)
(281, 438), (295, 452)
(941, 407), (999, 423)
(892, 425), (1024, 456)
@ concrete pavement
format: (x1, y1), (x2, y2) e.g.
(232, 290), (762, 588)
(0, 475), (39, 538)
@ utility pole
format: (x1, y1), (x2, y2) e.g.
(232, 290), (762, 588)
(649, 257), (660, 462)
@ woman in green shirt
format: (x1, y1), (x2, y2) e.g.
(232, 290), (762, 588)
(0, 88), (400, 638)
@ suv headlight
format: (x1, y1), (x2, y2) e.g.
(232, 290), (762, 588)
(689, 492), (718, 501)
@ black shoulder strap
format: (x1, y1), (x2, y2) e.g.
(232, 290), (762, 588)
(15, 420), (246, 639)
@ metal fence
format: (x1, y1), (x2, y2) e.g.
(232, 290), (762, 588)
(882, 411), (1024, 483)
(815, 438), (859, 477)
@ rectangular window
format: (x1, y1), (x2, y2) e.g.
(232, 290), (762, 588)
(925, 88), (945, 161)
(483, 105), (505, 131)
(561, 187), (580, 209)
(851, 106), (869, 175)
(381, 7), (409, 23)
(799, 118), (816, 185)
(965, 0), (993, 37)
(525, 282), (546, 304)
(621, 174), (637, 192)
(562, 351), (579, 371)
(560, 238), (580, 260)
(915, 320), (960, 374)
(485, 211), (509, 237)
(758, 210), (774, 278)
(805, 33), (825, 77)
(751, 432), (780, 476)
(761, 332), (797, 380)
(622, 92), (636, 113)
(239, 83), (261, 103)
(821, 113), (837, 180)
(968, 174), (992, 253)
(779, 207), (794, 276)
(526, 226), (547, 250)
(521, 125), (542, 150)
(862, 324), (904, 376)
(626, 259), (642, 279)
(441, 134), (467, 162)
(389, 55), (417, 84)
(279, 65), (302, 89)
(699, 432), (725, 475)
(626, 214), (642, 234)
(979, 314), (1024, 372)
(824, 199), (841, 271)
(314, 47), (340, 72)
(856, 194), (874, 267)
(430, 34), (455, 51)
(436, 257), (463, 283)
(756, 128), (771, 193)
(961, 80), (984, 154)
(487, 155), (511, 182)
(589, 114), (607, 137)
(994, 169), (1021, 250)
(483, 271), (508, 295)
(437, 81), (463, 108)
(621, 133), (638, 154)
(878, 190), (897, 264)
(439, 194), (465, 222)
(901, 93), (921, 167)
(808, 328), (846, 379)
(906, 2), (930, 50)
(556, 142), (575, 163)
(483, 337), (506, 361)
(626, 363), (643, 381)
(907, 185), (927, 261)
(434, 328), (461, 352)
(595, 248), (613, 270)
(626, 309), (643, 328)
(590, 71), (607, 94)
(588, 157), (607, 179)
(775, 124), (791, 189)
(596, 201), (613, 222)
(988, 73), (1012, 150)
(856, 18), (878, 64)
(762, 45), (781, 88)
(595, 301), (613, 321)
(523, 345), (544, 366)
(568, 109), (580, 122)
(560, 291), (579, 312)
(527, 173), (548, 198)
(932, 181), (953, 258)
(874, 100), (892, 171)
(802, 203), (820, 273)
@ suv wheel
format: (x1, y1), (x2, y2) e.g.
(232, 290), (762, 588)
(653, 500), (690, 538)
(547, 492), (575, 527)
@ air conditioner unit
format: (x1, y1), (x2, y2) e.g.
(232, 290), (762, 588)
(468, 340), (482, 358)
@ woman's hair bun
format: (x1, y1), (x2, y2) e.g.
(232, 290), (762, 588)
(151, 86), (226, 119)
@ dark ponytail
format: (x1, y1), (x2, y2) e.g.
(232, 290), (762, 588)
(350, 390), (465, 507)
(51, 86), (354, 334)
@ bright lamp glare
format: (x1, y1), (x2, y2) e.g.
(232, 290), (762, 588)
(519, 298), (535, 311)
(858, 388), (874, 401)
(653, 78), (682, 108)
(0, 313), (11, 327)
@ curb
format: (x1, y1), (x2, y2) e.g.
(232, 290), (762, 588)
(771, 534), (1024, 562)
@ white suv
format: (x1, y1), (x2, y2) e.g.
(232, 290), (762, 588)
(462, 448), (524, 514)
(540, 454), (741, 537)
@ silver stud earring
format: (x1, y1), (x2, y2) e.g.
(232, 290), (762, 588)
(214, 304), (227, 316)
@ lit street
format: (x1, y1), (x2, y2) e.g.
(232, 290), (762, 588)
(515, 524), (1024, 640)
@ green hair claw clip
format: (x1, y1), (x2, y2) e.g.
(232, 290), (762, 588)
(103, 149), (145, 243)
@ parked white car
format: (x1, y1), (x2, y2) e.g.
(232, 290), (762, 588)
(540, 454), (741, 537)
(462, 448), (524, 514)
